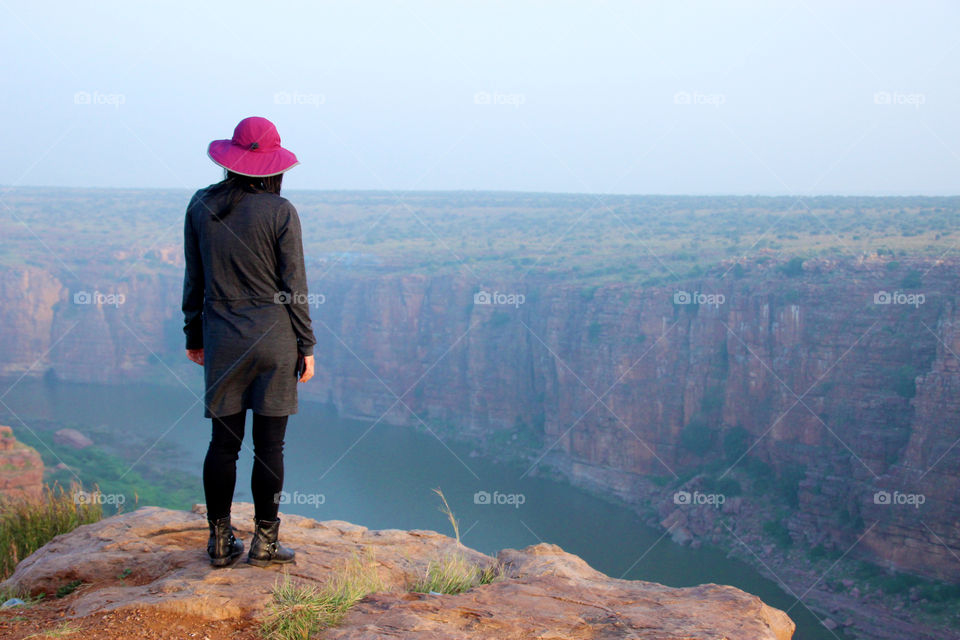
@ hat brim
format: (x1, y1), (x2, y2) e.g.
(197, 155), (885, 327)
(207, 139), (299, 177)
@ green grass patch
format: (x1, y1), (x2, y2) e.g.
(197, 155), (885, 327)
(259, 551), (383, 639)
(23, 620), (81, 638)
(0, 483), (102, 581)
(55, 580), (82, 598)
(410, 553), (503, 595)
(0, 583), (44, 606)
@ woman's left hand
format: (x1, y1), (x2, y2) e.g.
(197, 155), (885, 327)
(186, 348), (204, 365)
(299, 355), (315, 383)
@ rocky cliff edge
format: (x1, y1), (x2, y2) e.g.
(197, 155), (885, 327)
(0, 503), (794, 639)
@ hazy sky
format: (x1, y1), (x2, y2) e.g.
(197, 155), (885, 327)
(1, 1), (957, 195)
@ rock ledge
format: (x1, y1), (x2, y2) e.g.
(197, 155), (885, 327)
(1, 503), (794, 639)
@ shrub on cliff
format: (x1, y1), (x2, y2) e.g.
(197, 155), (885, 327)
(893, 365), (918, 398)
(0, 482), (102, 580)
(701, 475), (742, 497)
(775, 463), (807, 509)
(680, 417), (715, 456)
(777, 256), (805, 277)
(763, 520), (793, 548)
(900, 269), (922, 289)
(722, 426), (752, 462)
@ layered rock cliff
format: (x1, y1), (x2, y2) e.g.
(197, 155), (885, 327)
(0, 503), (795, 640)
(0, 256), (957, 583)
(0, 425), (44, 501)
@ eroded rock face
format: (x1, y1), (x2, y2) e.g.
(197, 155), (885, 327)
(0, 503), (794, 640)
(2, 257), (957, 579)
(0, 268), (64, 380)
(0, 425), (44, 501)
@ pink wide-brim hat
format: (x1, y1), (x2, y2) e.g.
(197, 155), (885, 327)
(207, 116), (299, 177)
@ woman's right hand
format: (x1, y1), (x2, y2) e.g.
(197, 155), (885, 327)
(299, 355), (315, 383)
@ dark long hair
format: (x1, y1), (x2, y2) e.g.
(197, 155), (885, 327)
(210, 170), (283, 221)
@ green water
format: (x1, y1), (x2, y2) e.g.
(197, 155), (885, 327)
(0, 377), (835, 639)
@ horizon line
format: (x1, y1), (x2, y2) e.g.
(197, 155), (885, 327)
(1, 184), (959, 200)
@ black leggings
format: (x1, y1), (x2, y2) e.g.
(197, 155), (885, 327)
(203, 410), (287, 522)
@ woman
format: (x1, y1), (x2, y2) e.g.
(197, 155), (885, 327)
(182, 116), (316, 567)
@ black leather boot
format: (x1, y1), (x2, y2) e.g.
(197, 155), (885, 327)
(207, 516), (243, 567)
(247, 517), (296, 567)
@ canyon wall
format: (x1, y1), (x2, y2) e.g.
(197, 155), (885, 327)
(0, 257), (957, 580)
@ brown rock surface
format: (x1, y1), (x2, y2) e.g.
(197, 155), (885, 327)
(0, 425), (44, 500)
(328, 544), (795, 640)
(0, 424), (13, 451)
(0, 503), (794, 640)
